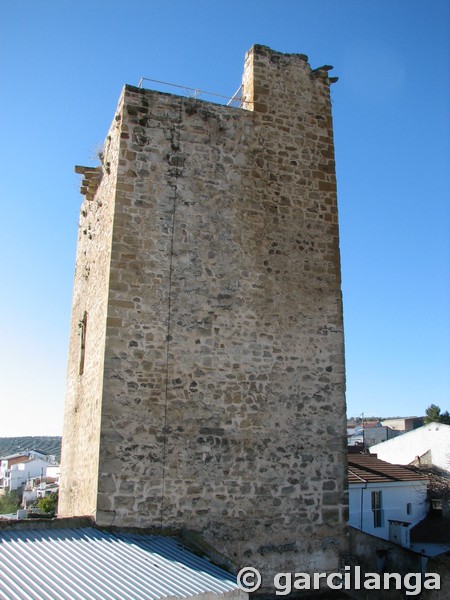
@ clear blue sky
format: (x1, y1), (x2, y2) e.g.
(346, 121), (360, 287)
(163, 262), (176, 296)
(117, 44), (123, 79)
(0, 0), (448, 436)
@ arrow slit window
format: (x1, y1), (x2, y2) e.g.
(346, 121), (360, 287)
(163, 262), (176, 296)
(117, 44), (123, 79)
(79, 311), (87, 375)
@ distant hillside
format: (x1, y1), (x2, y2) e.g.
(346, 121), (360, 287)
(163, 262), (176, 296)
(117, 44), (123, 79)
(0, 437), (62, 463)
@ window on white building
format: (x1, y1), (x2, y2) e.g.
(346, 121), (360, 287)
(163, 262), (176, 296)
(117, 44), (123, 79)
(372, 490), (383, 528)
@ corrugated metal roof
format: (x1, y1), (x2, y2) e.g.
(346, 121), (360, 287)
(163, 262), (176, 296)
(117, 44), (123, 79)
(348, 453), (429, 485)
(0, 526), (243, 600)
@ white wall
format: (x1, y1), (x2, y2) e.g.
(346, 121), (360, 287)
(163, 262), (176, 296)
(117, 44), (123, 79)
(46, 465), (60, 479)
(7, 459), (54, 491)
(22, 489), (38, 507)
(348, 481), (428, 541)
(370, 423), (450, 472)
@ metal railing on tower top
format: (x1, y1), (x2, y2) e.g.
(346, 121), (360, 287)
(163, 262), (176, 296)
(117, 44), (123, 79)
(137, 78), (248, 108)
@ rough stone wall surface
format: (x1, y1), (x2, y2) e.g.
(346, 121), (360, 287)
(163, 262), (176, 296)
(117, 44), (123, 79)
(59, 95), (124, 517)
(60, 45), (348, 584)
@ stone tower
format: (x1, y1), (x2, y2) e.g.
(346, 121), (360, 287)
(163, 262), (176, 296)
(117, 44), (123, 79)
(60, 45), (348, 582)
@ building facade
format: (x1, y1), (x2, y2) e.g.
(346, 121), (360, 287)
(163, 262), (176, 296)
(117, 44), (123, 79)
(348, 453), (428, 545)
(59, 45), (348, 582)
(0, 452), (57, 497)
(381, 417), (424, 432)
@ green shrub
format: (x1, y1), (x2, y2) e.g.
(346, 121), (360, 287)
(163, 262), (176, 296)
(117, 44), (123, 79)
(35, 492), (58, 514)
(0, 490), (20, 514)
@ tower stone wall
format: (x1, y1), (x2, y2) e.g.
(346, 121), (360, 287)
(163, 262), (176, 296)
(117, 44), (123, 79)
(60, 45), (348, 584)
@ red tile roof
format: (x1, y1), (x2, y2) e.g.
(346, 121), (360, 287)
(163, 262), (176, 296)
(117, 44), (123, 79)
(362, 421), (382, 428)
(3, 455), (29, 467)
(348, 453), (429, 485)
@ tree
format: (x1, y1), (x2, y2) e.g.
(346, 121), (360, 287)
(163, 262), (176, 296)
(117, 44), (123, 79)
(424, 404), (450, 425)
(0, 490), (20, 515)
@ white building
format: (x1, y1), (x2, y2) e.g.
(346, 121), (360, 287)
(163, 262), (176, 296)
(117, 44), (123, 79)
(348, 453), (429, 546)
(347, 426), (363, 446)
(370, 422), (450, 473)
(0, 452), (58, 493)
(22, 476), (59, 507)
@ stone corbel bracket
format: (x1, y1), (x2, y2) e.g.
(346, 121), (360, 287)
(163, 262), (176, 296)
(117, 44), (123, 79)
(311, 64), (339, 84)
(75, 165), (103, 202)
